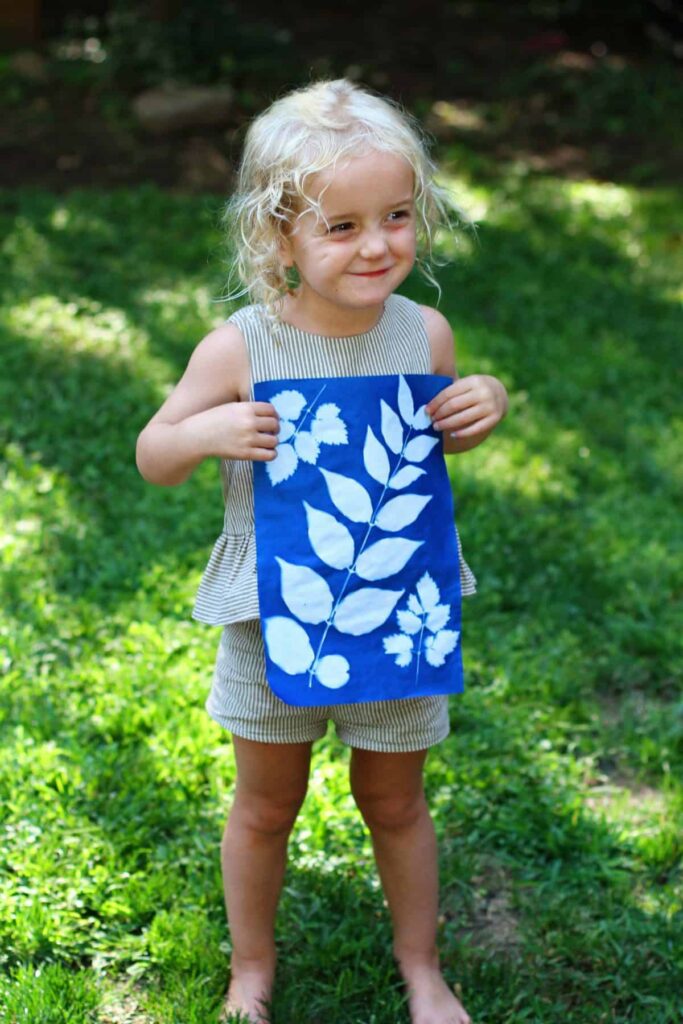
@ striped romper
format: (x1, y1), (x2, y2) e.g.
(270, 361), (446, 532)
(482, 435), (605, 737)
(193, 293), (477, 753)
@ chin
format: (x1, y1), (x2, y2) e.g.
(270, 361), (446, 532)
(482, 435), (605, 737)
(343, 290), (391, 309)
(348, 275), (399, 297)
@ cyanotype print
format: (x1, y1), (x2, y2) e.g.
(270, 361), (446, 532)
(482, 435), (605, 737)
(253, 374), (464, 706)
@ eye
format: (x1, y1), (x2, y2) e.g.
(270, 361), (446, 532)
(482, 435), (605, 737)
(387, 209), (411, 223)
(329, 221), (354, 234)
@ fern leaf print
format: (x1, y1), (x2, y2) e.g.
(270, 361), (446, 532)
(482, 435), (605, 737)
(253, 375), (464, 706)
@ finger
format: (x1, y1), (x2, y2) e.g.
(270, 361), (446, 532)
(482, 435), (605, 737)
(433, 403), (489, 430)
(251, 401), (279, 417)
(431, 395), (482, 424)
(250, 447), (278, 461)
(426, 379), (474, 410)
(428, 389), (478, 418)
(447, 415), (498, 438)
(255, 432), (279, 448)
(254, 415), (280, 434)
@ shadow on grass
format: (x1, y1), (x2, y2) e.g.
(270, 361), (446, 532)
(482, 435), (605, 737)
(2, 186), (680, 719)
(2, 701), (679, 1023)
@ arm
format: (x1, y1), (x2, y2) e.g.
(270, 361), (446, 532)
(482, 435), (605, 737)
(135, 323), (279, 486)
(420, 306), (508, 454)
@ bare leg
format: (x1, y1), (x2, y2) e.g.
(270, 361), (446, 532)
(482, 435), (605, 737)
(350, 747), (471, 1024)
(220, 736), (312, 1023)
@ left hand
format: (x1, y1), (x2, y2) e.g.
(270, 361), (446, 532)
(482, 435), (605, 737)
(426, 374), (508, 438)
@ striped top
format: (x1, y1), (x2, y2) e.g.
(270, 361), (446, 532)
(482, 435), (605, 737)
(192, 293), (477, 625)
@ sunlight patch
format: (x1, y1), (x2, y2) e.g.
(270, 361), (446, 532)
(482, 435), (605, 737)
(1, 444), (85, 563)
(139, 284), (215, 321)
(436, 171), (490, 223)
(566, 181), (634, 219)
(452, 438), (578, 501)
(8, 295), (146, 359)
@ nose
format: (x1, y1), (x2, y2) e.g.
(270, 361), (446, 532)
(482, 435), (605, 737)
(359, 227), (388, 260)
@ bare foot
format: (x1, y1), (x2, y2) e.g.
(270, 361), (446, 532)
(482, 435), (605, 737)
(397, 957), (472, 1024)
(219, 958), (274, 1024)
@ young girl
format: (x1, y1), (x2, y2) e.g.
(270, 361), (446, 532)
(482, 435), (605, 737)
(136, 79), (508, 1024)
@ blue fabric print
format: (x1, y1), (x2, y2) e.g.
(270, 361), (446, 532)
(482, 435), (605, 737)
(252, 374), (464, 706)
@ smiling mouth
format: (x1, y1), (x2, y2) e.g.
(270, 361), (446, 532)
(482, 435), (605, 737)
(351, 268), (391, 277)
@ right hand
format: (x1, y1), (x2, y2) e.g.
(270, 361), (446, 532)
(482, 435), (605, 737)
(194, 401), (280, 462)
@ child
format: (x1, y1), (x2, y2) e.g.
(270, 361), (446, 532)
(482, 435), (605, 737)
(136, 78), (508, 1024)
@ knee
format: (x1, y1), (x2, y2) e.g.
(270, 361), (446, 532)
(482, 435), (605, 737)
(353, 789), (426, 833)
(227, 788), (306, 839)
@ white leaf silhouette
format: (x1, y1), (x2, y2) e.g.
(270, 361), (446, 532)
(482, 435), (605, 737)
(278, 420), (295, 442)
(294, 430), (320, 464)
(388, 466), (426, 491)
(408, 594), (422, 616)
(315, 402), (340, 420)
(397, 608), (422, 635)
(304, 502), (354, 570)
(312, 416), (347, 446)
(426, 603), (450, 633)
(374, 494), (432, 533)
(320, 468), (372, 524)
(271, 390), (306, 420)
(413, 573), (440, 610)
(416, 572), (440, 611)
(404, 435), (439, 463)
(424, 629), (460, 667)
(334, 587), (404, 636)
(363, 426), (390, 485)
(266, 442), (298, 485)
(264, 616), (315, 675)
(380, 400), (403, 454)
(312, 403), (348, 445)
(355, 538), (423, 581)
(384, 633), (413, 667)
(412, 404), (432, 430)
(315, 654), (350, 689)
(276, 557), (333, 625)
(397, 376), (414, 426)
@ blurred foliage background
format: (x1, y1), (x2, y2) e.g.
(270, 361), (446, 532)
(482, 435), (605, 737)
(1, 0), (682, 189)
(1, 3), (682, 1022)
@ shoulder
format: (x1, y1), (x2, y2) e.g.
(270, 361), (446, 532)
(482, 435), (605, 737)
(419, 305), (456, 376)
(185, 318), (250, 402)
(190, 318), (247, 364)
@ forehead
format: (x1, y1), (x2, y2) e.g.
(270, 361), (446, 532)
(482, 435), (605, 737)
(308, 150), (415, 211)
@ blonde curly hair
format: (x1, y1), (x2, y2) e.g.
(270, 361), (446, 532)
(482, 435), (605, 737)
(224, 78), (464, 321)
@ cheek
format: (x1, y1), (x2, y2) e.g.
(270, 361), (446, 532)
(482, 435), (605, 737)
(394, 227), (417, 258)
(316, 247), (345, 270)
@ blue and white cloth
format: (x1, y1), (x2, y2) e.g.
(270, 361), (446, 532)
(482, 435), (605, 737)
(252, 373), (464, 707)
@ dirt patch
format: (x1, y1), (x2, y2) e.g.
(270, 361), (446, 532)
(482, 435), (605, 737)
(446, 855), (523, 959)
(584, 773), (667, 820)
(97, 980), (156, 1024)
(586, 691), (669, 820)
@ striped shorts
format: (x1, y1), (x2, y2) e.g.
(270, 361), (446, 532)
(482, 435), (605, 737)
(205, 619), (450, 753)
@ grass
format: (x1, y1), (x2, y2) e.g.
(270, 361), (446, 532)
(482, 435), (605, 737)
(0, 160), (681, 1022)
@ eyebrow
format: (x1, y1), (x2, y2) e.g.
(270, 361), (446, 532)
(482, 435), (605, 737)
(325, 197), (415, 221)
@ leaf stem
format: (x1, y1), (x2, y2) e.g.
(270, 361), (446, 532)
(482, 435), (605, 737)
(415, 617), (426, 687)
(292, 384), (327, 444)
(306, 423), (417, 687)
(307, 568), (353, 687)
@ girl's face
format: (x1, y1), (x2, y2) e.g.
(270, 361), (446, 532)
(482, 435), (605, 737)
(280, 149), (417, 324)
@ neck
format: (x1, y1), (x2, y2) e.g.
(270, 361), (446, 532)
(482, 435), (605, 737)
(280, 291), (386, 337)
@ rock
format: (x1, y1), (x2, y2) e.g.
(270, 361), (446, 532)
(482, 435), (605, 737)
(179, 137), (232, 191)
(132, 84), (235, 134)
(10, 51), (49, 83)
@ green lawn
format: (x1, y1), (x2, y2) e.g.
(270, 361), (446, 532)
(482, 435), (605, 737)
(0, 164), (681, 1022)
